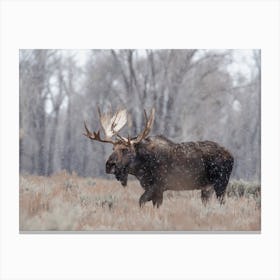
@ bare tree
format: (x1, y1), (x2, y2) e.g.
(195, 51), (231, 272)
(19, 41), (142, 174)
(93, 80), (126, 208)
(47, 54), (66, 175)
(19, 49), (261, 181)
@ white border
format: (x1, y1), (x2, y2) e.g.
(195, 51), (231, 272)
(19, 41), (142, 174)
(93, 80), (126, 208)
(1, 1), (279, 279)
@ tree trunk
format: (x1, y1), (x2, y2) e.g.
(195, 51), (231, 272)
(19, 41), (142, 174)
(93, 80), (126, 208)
(47, 112), (59, 175)
(37, 102), (46, 175)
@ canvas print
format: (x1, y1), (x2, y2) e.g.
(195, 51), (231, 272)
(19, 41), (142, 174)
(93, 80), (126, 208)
(19, 49), (261, 231)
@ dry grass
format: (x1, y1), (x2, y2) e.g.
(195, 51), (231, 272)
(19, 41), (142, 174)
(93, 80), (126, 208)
(19, 172), (261, 231)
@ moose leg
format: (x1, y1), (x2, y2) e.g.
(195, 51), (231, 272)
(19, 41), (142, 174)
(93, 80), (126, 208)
(213, 175), (230, 204)
(208, 159), (233, 204)
(152, 191), (163, 208)
(201, 186), (214, 206)
(139, 189), (154, 207)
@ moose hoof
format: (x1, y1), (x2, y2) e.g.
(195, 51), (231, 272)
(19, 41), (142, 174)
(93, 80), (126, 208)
(139, 198), (146, 208)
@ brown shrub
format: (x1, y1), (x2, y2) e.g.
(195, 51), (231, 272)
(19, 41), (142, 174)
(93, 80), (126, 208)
(19, 173), (261, 232)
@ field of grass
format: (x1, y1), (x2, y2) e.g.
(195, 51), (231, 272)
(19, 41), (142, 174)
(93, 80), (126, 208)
(19, 172), (261, 231)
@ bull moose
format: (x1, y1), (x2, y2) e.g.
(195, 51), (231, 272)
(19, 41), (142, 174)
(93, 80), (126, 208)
(84, 108), (234, 207)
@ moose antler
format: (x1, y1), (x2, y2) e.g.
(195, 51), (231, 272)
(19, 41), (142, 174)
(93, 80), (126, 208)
(98, 107), (127, 139)
(83, 107), (128, 144)
(131, 108), (155, 144)
(84, 107), (155, 145)
(83, 122), (116, 144)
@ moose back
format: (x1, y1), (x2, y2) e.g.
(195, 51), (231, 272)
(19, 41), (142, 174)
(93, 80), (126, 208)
(84, 108), (234, 207)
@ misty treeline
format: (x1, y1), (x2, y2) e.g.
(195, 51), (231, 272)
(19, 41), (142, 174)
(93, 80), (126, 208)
(19, 49), (260, 181)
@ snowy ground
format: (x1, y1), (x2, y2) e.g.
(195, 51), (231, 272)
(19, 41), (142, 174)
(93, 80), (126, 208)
(19, 172), (260, 232)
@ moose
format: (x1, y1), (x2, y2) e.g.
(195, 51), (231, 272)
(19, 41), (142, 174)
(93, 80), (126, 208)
(84, 108), (234, 207)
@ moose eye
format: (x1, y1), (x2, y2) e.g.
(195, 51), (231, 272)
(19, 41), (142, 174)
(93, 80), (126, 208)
(121, 149), (129, 155)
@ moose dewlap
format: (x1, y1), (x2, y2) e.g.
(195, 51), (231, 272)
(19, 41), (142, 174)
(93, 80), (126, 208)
(84, 108), (234, 207)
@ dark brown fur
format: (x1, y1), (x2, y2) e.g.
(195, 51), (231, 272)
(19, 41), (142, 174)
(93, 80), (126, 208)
(106, 135), (234, 207)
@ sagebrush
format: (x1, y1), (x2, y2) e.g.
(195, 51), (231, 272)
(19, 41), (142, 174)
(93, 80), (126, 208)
(19, 172), (261, 231)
